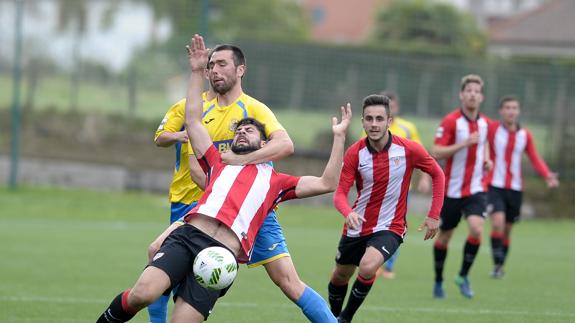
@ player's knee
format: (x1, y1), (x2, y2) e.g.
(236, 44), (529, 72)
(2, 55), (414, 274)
(358, 261), (379, 278)
(129, 284), (158, 307)
(437, 231), (452, 245)
(331, 270), (351, 285)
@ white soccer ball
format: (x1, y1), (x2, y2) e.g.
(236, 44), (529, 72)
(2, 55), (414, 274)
(193, 246), (238, 290)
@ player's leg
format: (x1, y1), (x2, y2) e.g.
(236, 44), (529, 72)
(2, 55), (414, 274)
(488, 187), (506, 277)
(97, 267), (171, 323)
(433, 197), (461, 298)
(455, 193), (487, 298)
(340, 232), (400, 322)
(328, 263), (355, 318)
(251, 211), (336, 323)
(329, 234), (366, 318)
(500, 190), (522, 271)
(378, 250), (399, 279)
(263, 256), (305, 301)
(170, 297), (204, 323)
(170, 270), (221, 323)
(148, 201), (197, 323)
(490, 210), (506, 277)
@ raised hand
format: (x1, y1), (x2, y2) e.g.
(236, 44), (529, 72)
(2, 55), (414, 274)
(186, 34), (209, 72)
(332, 103), (352, 137)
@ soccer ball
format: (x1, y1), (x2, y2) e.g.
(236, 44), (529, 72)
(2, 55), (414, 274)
(193, 246), (238, 290)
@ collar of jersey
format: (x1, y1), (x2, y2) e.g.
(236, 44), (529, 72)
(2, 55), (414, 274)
(458, 107), (483, 122)
(365, 131), (393, 154)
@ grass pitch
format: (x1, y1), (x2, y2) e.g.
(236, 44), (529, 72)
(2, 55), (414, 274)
(1, 187), (574, 322)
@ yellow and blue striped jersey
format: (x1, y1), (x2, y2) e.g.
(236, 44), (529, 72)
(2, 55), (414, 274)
(155, 92), (210, 204)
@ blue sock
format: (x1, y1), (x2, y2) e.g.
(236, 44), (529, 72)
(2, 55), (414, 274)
(147, 294), (169, 323)
(296, 286), (337, 323)
(385, 250), (399, 271)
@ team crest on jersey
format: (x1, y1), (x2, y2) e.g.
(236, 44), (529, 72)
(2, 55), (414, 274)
(435, 127), (444, 138)
(393, 156), (401, 166)
(229, 119), (239, 132)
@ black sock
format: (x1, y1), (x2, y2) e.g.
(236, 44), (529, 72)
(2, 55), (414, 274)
(490, 233), (504, 266)
(433, 241), (448, 283)
(502, 238), (510, 265)
(328, 281), (348, 317)
(96, 290), (138, 323)
(340, 275), (374, 321)
(459, 236), (481, 277)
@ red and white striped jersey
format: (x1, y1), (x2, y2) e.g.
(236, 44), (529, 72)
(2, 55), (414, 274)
(434, 109), (489, 198)
(185, 145), (300, 263)
(333, 135), (445, 238)
(486, 121), (550, 191)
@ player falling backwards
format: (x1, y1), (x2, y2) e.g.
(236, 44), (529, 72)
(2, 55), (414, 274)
(148, 36), (335, 322)
(96, 34), (347, 323)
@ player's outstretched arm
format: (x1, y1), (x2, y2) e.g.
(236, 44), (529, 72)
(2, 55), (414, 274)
(296, 104), (351, 198)
(184, 34), (212, 158)
(413, 142), (445, 240)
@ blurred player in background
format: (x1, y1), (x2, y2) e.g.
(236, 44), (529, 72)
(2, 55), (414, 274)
(148, 35), (334, 322)
(375, 91), (431, 280)
(328, 94), (445, 323)
(149, 69), (216, 323)
(486, 96), (559, 278)
(431, 74), (492, 299)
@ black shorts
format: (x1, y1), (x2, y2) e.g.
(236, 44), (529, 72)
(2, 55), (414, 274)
(488, 186), (523, 223)
(149, 224), (234, 320)
(335, 231), (403, 266)
(440, 192), (488, 231)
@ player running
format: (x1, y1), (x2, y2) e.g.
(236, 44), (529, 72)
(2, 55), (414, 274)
(431, 74), (492, 299)
(376, 91), (432, 279)
(327, 94), (444, 322)
(486, 95), (559, 278)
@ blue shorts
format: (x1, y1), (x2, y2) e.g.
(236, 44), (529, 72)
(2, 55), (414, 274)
(170, 201), (198, 224)
(247, 210), (290, 268)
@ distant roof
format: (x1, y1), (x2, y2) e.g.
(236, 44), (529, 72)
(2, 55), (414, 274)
(490, 0), (575, 47)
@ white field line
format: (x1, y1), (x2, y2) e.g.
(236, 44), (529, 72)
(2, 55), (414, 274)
(1, 295), (574, 318)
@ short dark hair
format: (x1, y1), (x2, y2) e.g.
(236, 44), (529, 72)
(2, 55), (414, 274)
(460, 74), (484, 92)
(234, 117), (267, 141)
(209, 44), (246, 67)
(380, 91), (397, 101)
(362, 94), (391, 118)
(498, 95), (520, 109)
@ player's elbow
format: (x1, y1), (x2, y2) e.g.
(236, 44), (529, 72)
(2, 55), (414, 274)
(431, 147), (443, 160)
(321, 176), (339, 193)
(279, 138), (295, 157)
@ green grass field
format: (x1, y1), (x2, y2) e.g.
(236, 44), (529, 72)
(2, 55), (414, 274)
(1, 187), (574, 323)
